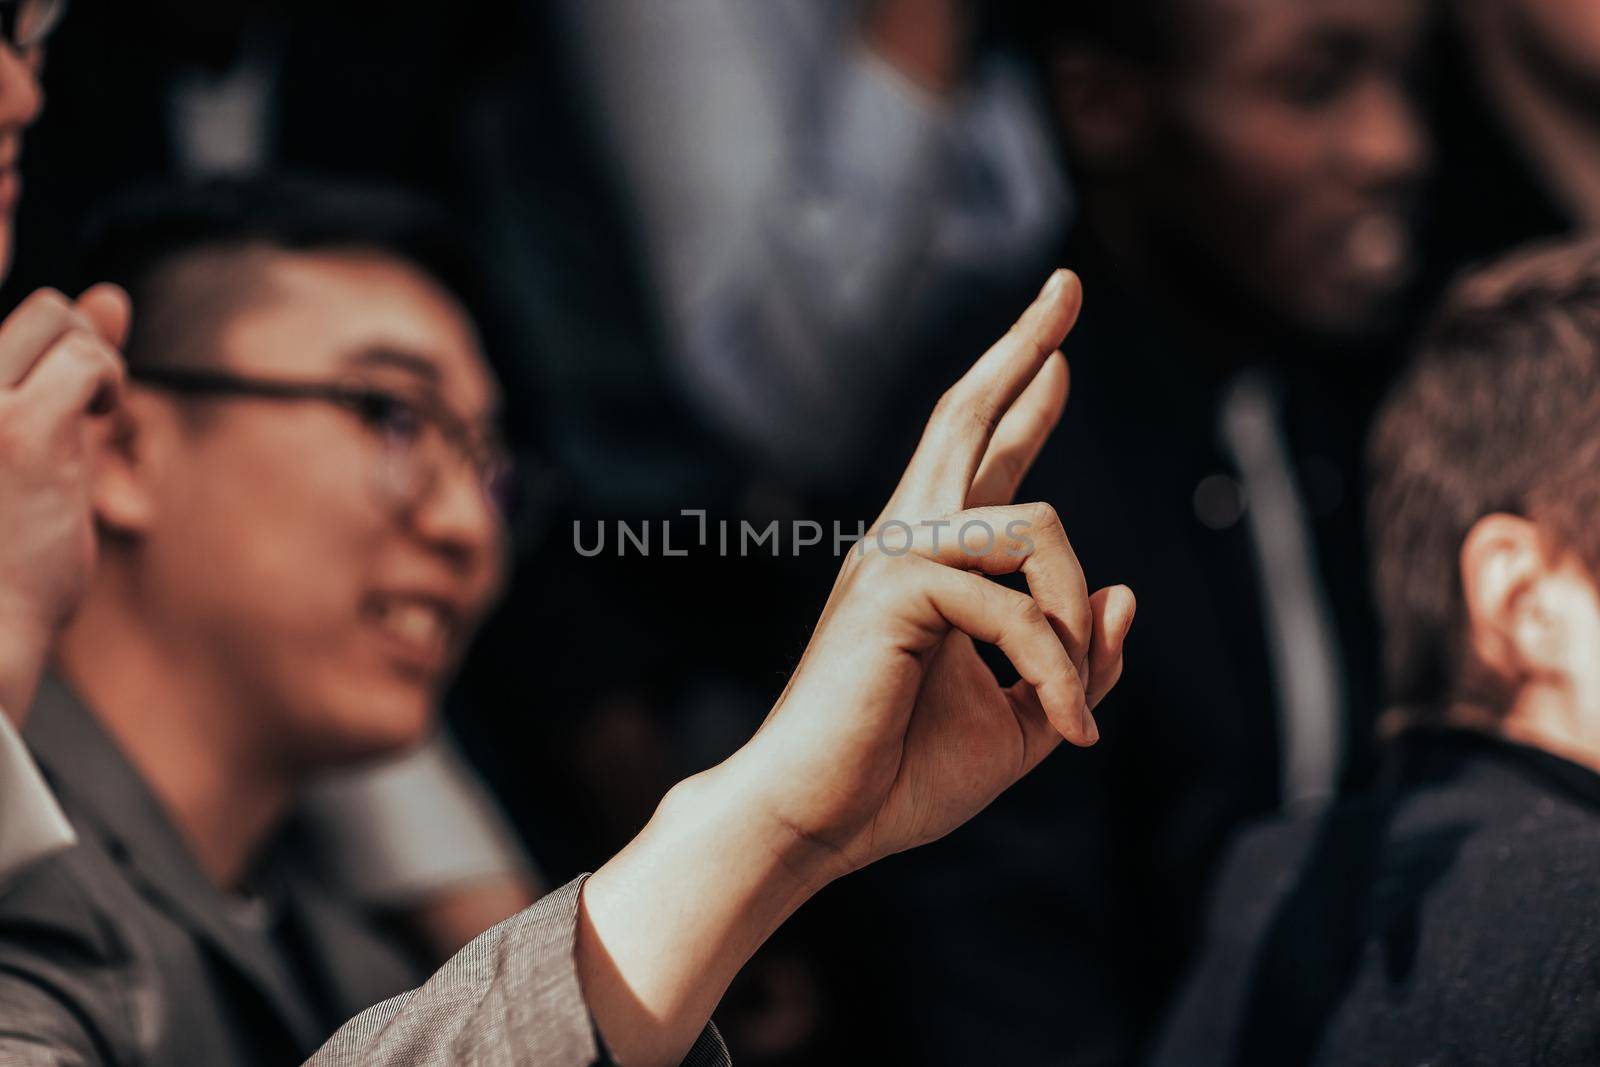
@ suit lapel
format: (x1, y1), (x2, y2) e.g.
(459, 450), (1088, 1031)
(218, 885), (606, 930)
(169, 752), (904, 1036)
(24, 678), (325, 1054)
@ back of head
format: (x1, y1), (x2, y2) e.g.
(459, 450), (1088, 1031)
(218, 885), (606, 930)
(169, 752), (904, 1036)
(1369, 237), (1600, 722)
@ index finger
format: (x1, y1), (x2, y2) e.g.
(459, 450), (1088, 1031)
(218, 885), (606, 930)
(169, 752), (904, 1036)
(884, 270), (1083, 519)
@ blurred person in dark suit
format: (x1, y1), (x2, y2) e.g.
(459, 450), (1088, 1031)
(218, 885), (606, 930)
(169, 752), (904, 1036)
(869, 1), (1432, 1061)
(1157, 236), (1600, 1067)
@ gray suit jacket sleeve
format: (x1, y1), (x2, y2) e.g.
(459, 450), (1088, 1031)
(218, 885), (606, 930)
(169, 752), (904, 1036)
(306, 876), (730, 1067)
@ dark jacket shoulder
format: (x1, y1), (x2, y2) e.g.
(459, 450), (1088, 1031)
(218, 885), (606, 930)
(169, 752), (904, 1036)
(1157, 729), (1600, 1067)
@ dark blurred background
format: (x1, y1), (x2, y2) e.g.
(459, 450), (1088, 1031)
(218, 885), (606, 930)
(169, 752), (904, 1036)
(10, 0), (1598, 1062)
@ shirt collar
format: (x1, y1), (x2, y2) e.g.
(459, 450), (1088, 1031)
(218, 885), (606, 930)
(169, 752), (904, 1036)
(0, 704), (76, 884)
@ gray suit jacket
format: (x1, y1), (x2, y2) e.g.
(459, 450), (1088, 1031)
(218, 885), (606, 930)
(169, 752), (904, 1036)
(307, 878), (730, 1066)
(0, 679), (428, 1065)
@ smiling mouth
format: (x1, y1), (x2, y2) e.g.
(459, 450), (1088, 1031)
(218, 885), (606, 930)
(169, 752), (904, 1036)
(362, 594), (460, 674)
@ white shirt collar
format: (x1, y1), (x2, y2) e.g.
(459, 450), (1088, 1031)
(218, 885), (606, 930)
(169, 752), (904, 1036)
(0, 707), (76, 884)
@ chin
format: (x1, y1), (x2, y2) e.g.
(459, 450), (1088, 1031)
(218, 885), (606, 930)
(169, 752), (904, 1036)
(1292, 280), (1405, 342)
(302, 676), (440, 769)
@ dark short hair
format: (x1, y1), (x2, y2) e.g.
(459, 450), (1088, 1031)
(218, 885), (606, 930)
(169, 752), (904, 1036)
(1368, 238), (1600, 720)
(79, 175), (515, 391)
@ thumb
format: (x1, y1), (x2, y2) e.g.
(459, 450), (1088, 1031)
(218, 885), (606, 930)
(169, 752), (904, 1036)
(75, 283), (133, 350)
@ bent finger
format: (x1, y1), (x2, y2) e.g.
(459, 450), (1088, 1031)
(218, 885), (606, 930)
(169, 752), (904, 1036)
(75, 283), (133, 350)
(19, 328), (126, 422)
(1086, 585), (1136, 711)
(912, 560), (1095, 747)
(0, 288), (91, 387)
(884, 501), (1093, 676)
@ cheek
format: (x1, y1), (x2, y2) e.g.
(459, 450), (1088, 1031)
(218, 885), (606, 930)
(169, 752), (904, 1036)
(1175, 93), (1326, 258)
(162, 435), (381, 633)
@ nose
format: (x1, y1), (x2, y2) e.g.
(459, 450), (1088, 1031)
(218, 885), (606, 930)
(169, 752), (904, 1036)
(1343, 77), (1429, 193)
(407, 455), (505, 581)
(0, 42), (44, 133)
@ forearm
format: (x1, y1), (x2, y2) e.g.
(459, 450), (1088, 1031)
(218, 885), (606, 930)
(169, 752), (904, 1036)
(575, 758), (826, 1067)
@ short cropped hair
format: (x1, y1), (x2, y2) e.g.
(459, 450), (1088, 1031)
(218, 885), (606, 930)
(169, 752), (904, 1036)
(78, 176), (512, 389)
(1368, 238), (1600, 720)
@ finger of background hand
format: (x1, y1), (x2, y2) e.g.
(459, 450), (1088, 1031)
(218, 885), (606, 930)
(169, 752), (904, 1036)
(1085, 585), (1136, 711)
(896, 502), (1092, 674)
(19, 328), (126, 422)
(0, 288), (91, 387)
(75, 283), (133, 350)
(886, 270), (1083, 517)
(967, 352), (1069, 508)
(910, 558), (1094, 746)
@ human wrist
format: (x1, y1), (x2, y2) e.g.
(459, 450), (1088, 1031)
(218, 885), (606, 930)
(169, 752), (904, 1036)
(610, 755), (834, 921)
(575, 761), (831, 1066)
(0, 598), (52, 719)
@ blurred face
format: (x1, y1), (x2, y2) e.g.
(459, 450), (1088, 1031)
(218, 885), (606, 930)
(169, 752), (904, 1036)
(0, 34), (45, 281)
(136, 251), (506, 768)
(1148, 0), (1429, 334)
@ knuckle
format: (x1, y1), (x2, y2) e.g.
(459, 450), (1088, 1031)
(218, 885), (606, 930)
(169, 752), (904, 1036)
(1024, 501), (1060, 530)
(60, 330), (114, 371)
(1010, 593), (1047, 631)
(932, 383), (998, 436)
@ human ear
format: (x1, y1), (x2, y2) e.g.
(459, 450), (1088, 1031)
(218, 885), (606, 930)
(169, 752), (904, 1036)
(87, 393), (163, 537)
(1460, 514), (1563, 683)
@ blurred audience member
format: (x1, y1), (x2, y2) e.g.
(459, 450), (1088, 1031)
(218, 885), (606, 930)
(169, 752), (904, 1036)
(0, 0), (539, 989)
(874, 1), (1431, 1060)
(0, 180), (511, 1065)
(1158, 236), (1600, 1067)
(550, 0), (1068, 488)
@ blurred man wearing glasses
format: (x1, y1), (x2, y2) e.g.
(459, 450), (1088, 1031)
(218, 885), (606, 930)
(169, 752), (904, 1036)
(0, 180), (508, 1064)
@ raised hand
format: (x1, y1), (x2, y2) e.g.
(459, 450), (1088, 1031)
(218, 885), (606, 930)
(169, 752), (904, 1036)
(0, 285), (130, 719)
(577, 270), (1133, 1067)
(724, 268), (1135, 884)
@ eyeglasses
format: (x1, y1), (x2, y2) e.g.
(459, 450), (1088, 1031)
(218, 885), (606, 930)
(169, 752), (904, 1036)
(0, 0), (66, 52)
(129, 364), (517, 523)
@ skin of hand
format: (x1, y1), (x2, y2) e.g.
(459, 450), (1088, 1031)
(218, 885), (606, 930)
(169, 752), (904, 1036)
(578, 270), (1135, 1065)
(862, 0), (972, 94)
(0, 285), (130, 720)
